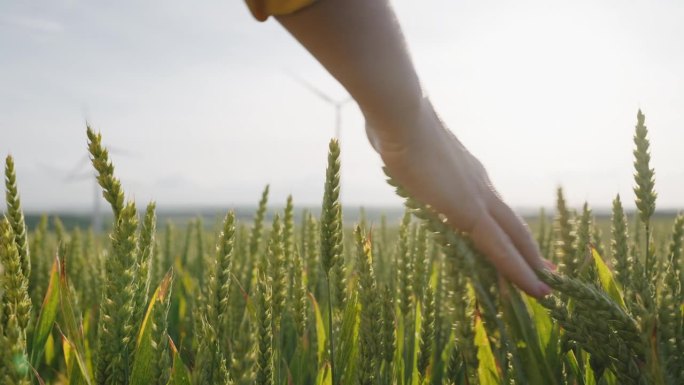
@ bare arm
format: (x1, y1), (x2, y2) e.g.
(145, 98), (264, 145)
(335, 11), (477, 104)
(277, 0), (552, 298)
(277, 0), (421, 143)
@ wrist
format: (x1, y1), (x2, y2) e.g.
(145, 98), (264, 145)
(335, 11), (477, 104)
(364, 95), (433, 156)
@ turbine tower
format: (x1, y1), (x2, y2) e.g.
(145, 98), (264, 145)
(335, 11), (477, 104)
(63, 154), (103, 233)
(289, 73), (353, 139)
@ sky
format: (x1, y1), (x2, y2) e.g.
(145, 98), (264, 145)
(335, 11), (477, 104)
(1, 0), (683, 213)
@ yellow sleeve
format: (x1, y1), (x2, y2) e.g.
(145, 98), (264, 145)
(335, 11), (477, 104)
(246, 0), (318, 22)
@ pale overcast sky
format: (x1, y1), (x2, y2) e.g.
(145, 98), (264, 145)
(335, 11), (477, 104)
(1, 0), (683, 212)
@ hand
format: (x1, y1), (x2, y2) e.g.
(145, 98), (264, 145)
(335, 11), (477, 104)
(368, 97), (552, 299)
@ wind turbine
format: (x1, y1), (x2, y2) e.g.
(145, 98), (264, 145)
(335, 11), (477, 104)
(289, 73), (354, 139)
(40, 146), (137, 233)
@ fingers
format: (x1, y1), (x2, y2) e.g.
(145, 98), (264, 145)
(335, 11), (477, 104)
(488, 196), (547, 271)
(469, 213), (551, 298)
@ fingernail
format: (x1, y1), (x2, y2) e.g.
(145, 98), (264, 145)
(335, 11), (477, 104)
(543, 260), (558, 271)
(537, 282), (552, 297)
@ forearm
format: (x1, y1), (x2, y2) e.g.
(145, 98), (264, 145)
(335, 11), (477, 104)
(276, 0), (424, 132)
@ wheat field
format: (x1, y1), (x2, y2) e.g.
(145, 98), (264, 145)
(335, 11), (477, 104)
(1, 110), (682, 385)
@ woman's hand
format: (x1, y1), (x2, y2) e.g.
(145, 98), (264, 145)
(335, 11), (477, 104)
(369, 98), (552, 298)
(277, 0), (551, 298)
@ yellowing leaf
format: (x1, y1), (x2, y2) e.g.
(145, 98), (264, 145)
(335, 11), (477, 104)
(314, 363), (332, 385)
(592, 248), (627, 310)
(474, 315), (501, 385)
(411, 301), (422, 385)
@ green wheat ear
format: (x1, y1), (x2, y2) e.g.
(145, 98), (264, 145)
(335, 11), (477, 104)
(537, 207), (547, 257)
(193, 318), (230, 385)
(250, 184), (270, 258)
(87, 124), (125, 219)
(283, 195), (297, 308)
(0, 218), (31, 331)
(0, 219), (31, 384)
(88, 127), (141, 385)
(255, 276), (274, 385)
(283, 195), (295, 260)
(611, 194), (630, 287)
(418, 285), (436, 378)
(320, 138), (346, 308)
(573, 203), (593, 281)
(537, 269), (643, 357)
(195, 216), (206, 288)
(96, 201), (140, 385)
(396, 210), (412, 317)
(3, 158), (32, 384)
(539, 294), (642, 385)
(5, 155), (30, 281)
(413, 223), (428, 304)
(591, 219), (605, 257)
(380, 284), (396, 367)
(230, 316), (257, 384)
(632, 109), (658, 287)
(205, 211), (235, 348)
(659, 214), (684, 381)
(267, 214), (286, 326)
(633, 109), (656, 225)
(130, 201), (157, 355)
(53, 216), (66, 246)
(291, 248), (308, 338)
(248, 184), (269, 291)
(554, 187), (576, 276)
(355, 225), (381, 385)
(445, 341), (464, 385)
(320, 139), (343, 276)
(303, 212), (319, 296)
(149, 271), (173, 385)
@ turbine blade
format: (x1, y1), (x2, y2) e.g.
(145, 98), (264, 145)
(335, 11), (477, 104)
(60, 152), (91, 181)
(287, 72), (336, 104)
(338, 97), (354, 107)
(64, 172), (93, 182)
(108, 145), (141, 158)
